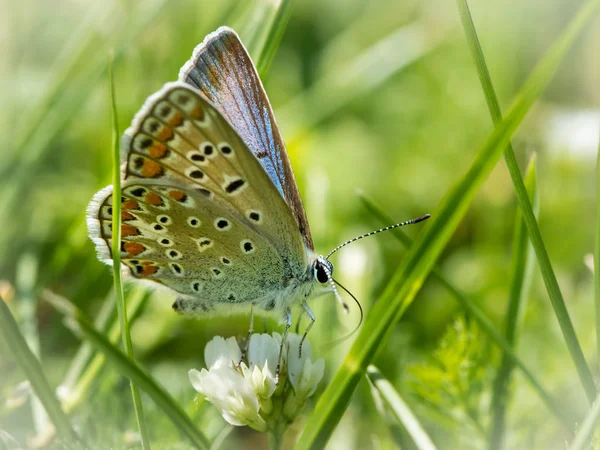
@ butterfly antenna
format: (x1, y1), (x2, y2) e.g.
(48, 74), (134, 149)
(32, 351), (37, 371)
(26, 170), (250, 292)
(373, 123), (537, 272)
(322, 261), (349, 314)
(319, 278), (363, 353)
(326, 214), (430, 259)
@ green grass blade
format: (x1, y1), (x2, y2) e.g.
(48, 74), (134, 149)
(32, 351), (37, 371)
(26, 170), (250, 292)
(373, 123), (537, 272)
(277, 22), (444, 142)
(0, 0), (169, 237)
(456, 0), (596, 403)
(60, 292), (116, 394)
(367, 366), (438, 450)
(42, 288), (149, 413)
(595, 130), (600, 363)
(488, 156), (539, 449)
(45, 294), (211, 450)
(14, 253), (50, 436)
(295, 2), (600, 448)
(209, 425), (234, 450)
(108, 53), (151, 450)
(0, 296), (82, 448)
(8, 3), (107, 172)
(568, 397), (600, 450)
(359, 194), (572, 431)
(256, 0), (295, 78)
(63, 290), (149, 413)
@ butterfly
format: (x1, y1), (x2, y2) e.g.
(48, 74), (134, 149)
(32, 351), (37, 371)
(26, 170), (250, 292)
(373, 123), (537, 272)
(87, 27), (429, 355)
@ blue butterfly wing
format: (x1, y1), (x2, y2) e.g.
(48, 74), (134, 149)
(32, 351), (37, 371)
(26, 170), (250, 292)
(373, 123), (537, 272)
(179, 27), (314, 250)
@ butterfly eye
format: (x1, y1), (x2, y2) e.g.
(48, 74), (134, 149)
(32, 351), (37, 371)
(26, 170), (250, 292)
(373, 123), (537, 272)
(315, 262), (329, 284)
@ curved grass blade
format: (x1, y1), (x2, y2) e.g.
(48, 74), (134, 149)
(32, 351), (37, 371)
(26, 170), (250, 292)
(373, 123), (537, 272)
(0, 295), (82, 448)
(359, 193), (572, 431)
(456, 0), (595, 404)
(42, 288), (149, 415)
(595, 131), (600, 363)
(367, 365), (438, 450)
(295, 2), (600, 448)
(488, 156), (539, 449)
(277, 22), (445, 142)
(14, 253), (51, 437)
(108, 52), (151, 450)
(568, 396), (600, 450)
(0, 0), (170, 247)
(256, 0), (295, 78)
(45, 293), (211, 450)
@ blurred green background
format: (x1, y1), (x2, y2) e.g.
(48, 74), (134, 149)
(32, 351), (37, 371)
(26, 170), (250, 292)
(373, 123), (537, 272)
(1, 0), (599, 448)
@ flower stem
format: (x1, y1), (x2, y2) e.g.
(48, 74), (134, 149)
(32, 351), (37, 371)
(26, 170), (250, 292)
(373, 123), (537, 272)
(268, 424), (285, 450)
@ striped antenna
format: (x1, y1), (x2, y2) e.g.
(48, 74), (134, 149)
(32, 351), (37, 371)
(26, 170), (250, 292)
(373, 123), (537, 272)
(326, 214), (430, 259)
(320, 258), (349, 314)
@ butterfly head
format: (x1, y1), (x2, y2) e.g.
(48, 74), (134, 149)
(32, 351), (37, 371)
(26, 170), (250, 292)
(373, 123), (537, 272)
(310, 255), (348, 313)
(316, 214), (431, 314)
(314, 256), (333, 284)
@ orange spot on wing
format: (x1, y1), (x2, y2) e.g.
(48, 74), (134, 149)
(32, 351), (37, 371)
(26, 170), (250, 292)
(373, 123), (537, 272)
(168, 190), (185, 201)
(168, 112), (184, 127)
(124, 242), (145, 256)
(149, 142), (168, 159)
(141, 160), (163, 178)
(122, 199), (140, 210)
(190, 106), (204, 121)
(145, 192), (164, 206)
(157, 127), (174, 141)
(141, 265), (158, 276)
(121, 224), (140, 236)
(121, 211), (135, 221)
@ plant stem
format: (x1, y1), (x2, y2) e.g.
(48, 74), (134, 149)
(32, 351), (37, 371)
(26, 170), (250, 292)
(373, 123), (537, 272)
(456, 0), (596, 404)
(268, 425), (285, 450)
(359, 194), (572, 431)
(256, 0), (295, 78)
(108, 52), (151, 449)
(0, 295), (82, 448)
(595, 128), (600, 364)
(489, 157), (538, 450)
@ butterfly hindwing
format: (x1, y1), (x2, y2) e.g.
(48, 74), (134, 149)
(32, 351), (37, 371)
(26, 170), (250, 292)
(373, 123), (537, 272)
(87, 83), (307, 314)
(178, 27), (314, 250)
(88, 180), (292, 314)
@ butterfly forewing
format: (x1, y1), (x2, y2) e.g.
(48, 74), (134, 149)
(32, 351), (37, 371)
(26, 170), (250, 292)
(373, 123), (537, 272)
(178, 27), (314, 250)
(87, 83), (307, 314)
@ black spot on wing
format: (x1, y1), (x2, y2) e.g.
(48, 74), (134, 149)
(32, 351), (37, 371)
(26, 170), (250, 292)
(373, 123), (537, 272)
(225, 178), (245, 193)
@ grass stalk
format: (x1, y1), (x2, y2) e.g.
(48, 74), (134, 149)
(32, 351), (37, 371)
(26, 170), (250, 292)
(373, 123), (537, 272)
(256, 0), (295, 78)
(488, 157), (539, 449)
(295, 2), (600, 447)
(367, 365), (438, 450)
(359, 194), (572, 431)
(595, 129), (600, 363)
(15, 253), (50, 436)
(60, 292), (116, 393)
(42, 289), (149, 413)
(0, 295), (82, 448)
(277, 22), (443, 142)
(45, 293), (210, 449)
(108, 53), (151, 449)
(568, 396), (600, 450)
(456, 0), (596, 403)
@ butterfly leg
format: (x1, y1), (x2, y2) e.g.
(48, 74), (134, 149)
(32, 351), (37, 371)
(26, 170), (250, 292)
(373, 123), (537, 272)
(295, 307), (304, 333)
(299, 300), (315, 358)
(239, 305), (254, 365)
(275, 307), (292, 385)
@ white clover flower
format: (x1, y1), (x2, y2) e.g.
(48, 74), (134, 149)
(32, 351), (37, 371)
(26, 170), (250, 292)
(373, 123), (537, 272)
(189, 332), (324, 435)
(189, 336), (266, 431)
(285, 334), (324, 397)
(283, 334), (325, 421)
(204, 336), (241, 368)
(241, 333), (280, 412)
